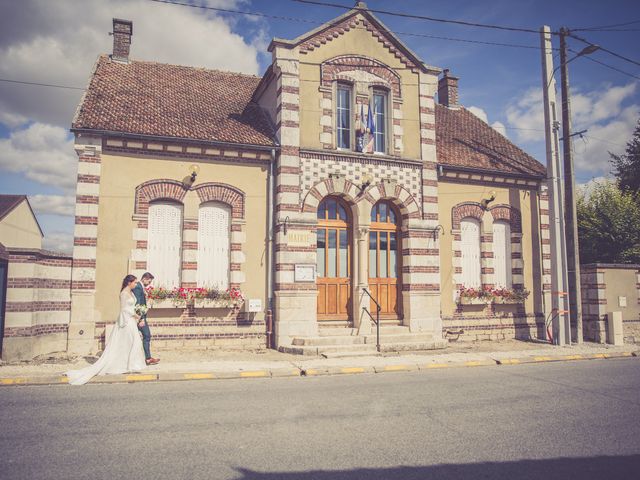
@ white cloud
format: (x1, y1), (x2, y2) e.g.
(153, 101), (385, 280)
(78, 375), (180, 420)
(29, 194), (75, 217)
(0, 0), (264, 129)
(0, 122), (77, 193)
(468, 105), (508, 138)
(504, 83), (639, 176)
(42, 231), (73, 254)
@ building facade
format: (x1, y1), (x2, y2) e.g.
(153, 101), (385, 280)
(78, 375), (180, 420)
(3, 3), (557, 360)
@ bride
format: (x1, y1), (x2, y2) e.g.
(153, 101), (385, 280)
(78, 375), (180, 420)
(66, 274), (147, 385)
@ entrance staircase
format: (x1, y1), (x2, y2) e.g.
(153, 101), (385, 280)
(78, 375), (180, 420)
(279, 325), (448, 357)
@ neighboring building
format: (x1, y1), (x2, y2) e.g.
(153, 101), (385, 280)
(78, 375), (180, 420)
(0, 195), (43, 250)
(0, 195), (72, 360)
(59, 3), (551, 356)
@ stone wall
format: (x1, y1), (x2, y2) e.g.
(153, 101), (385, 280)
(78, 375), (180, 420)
(2, 248), (72, 361)
(580, 264), (640, 344)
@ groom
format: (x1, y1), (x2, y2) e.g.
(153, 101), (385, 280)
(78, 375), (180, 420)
(132, 272), (160, 365)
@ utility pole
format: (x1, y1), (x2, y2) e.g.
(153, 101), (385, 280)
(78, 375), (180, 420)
(540, 26), (571, 345)
(559, 27), (583, 344)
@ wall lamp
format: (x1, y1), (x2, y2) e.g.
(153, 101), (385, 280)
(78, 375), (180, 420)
(430, 224), (445, 240)
(360, 173), (374, 192)
(183, 164), (200, 188)
(481, 190), (496, 209)
(282, 216), (289, 236)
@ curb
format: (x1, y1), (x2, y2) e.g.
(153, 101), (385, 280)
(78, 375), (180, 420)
(1, 351), (637, 386)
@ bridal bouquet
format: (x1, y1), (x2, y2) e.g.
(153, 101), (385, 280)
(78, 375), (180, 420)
(134, 304), (148, 317)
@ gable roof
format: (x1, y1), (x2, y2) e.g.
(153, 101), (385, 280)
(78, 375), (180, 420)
(0, 194), (44, 237)
(435, 104), (546, 178)
(270, 2), (439, 74)
(72, 56), (276, 147)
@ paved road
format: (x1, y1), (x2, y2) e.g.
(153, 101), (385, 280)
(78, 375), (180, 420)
(1, 359), (639, 479)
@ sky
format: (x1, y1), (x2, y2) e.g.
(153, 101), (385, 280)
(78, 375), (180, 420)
(0, 0), (638, 253)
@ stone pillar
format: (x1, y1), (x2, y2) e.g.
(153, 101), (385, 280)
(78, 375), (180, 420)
(410, 69), (442, 339)
(355, 225), (371, 334)
(271, 44), (318, 346)
(68, 135), (102, 355)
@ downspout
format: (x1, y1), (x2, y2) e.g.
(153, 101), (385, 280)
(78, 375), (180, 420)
(266, 148), (276, 348)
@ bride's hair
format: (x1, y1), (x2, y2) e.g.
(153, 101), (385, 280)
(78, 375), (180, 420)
(121, 274), (137, 291)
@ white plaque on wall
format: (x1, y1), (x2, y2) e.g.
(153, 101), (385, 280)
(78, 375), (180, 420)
(246, 299), (262, 313)
(294, 264), (316, 282)
(618, 296), (627, 307)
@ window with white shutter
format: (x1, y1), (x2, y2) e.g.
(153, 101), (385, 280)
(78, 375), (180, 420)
(493, 220), (512, 288)
(460, 218), (481, 288)
(147, 202), (183, 288)
(197, 202), (230, 289)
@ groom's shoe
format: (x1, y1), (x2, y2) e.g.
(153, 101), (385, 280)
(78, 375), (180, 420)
(146, 358), (160, 365)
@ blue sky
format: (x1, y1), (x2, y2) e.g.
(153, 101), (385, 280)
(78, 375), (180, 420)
(1, 0), (638, 252)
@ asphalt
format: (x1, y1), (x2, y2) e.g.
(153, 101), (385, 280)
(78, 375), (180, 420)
(0, 339), (638, 386)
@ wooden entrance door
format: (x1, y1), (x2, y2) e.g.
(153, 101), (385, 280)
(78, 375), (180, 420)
(369, 201), (402, 320)
(316, 197), (351, 322)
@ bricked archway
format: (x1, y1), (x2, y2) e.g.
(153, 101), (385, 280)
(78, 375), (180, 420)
(302, 177), (361, 214)
(193, 183), (245, 219)
(451, 202), (484, 230)
(321, 55), (401, 98)
(489, 204), (522, 234)
(134, 179), (187, 215)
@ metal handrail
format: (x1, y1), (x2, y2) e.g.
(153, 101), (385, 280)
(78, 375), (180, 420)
(362, 288), (381, 352)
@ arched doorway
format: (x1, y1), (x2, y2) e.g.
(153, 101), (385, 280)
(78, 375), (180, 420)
(369, 201), (402, 321)
(316, 197), (352, 323)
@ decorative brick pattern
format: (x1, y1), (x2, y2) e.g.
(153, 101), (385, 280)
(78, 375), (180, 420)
(321, 55), (402, 98)
(299, 150), (421, 212)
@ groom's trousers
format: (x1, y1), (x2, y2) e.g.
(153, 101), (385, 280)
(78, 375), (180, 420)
(138, 317), (152, 359)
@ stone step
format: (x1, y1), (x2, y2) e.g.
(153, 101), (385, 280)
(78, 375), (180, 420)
(379, 340), (448, 352)
(364, 333), (435, 344)
(292, 336), (366, 346)
(279, 343), (378, 356)
(318, 327), (357, 337)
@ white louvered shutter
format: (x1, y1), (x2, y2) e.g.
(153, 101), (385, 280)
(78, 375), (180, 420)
(460, 218), (481, 288)
(147, 202), (182, 288)
(493, 221), (512, 288)
(197, 202), (230, 289)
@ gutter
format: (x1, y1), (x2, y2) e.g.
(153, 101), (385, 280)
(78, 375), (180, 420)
(70, 128), (279, 153)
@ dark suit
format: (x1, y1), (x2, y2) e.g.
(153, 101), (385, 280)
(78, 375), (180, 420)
(132, 281), (152, 360)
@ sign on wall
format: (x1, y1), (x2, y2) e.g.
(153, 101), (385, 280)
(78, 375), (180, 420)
(295, 264), (316, 282)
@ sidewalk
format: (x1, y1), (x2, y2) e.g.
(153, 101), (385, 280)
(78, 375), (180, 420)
(1, 340), (638, 386)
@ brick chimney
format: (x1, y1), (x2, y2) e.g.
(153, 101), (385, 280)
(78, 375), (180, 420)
(438, 69), (459, 108)
(112, 18), (133, 63)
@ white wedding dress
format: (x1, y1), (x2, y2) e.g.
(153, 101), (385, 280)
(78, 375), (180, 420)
(66, 289), (146, 385)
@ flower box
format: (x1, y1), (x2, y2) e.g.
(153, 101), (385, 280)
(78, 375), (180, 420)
(194, 298), (242, 309)
(493, 297), (524, 305)
(148, 298), (183, 309)
(458, 297), (490, 305)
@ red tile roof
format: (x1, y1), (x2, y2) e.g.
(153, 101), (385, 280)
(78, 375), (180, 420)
(436, 104), (546, 177)
(73, 56), (275, 147)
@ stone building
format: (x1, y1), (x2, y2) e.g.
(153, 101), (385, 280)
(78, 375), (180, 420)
(3, 3), (558, 360)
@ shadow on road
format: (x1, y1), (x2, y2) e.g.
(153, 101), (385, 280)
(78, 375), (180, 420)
(234, 454), (640, 480)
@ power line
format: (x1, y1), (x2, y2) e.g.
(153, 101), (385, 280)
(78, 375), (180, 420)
(148, 0), (318, 24)
(571, 19), (640, 31)
(569, 49), (640, 81)
(0, 78), (84, 90)
(150, 0), (545, 51)
(568, 32), (640, 68)
(293, 0), (546, 34)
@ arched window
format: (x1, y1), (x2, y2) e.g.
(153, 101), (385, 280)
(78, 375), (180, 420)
(197, 202), (230, 289)
(369, 201), (401, 318)
(147, 201), (183, 288)
(493, 220), (512, 288)
(316, 197), (351, 321)
(460, 218), (481, 288)
(373, 90), (387, 153)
